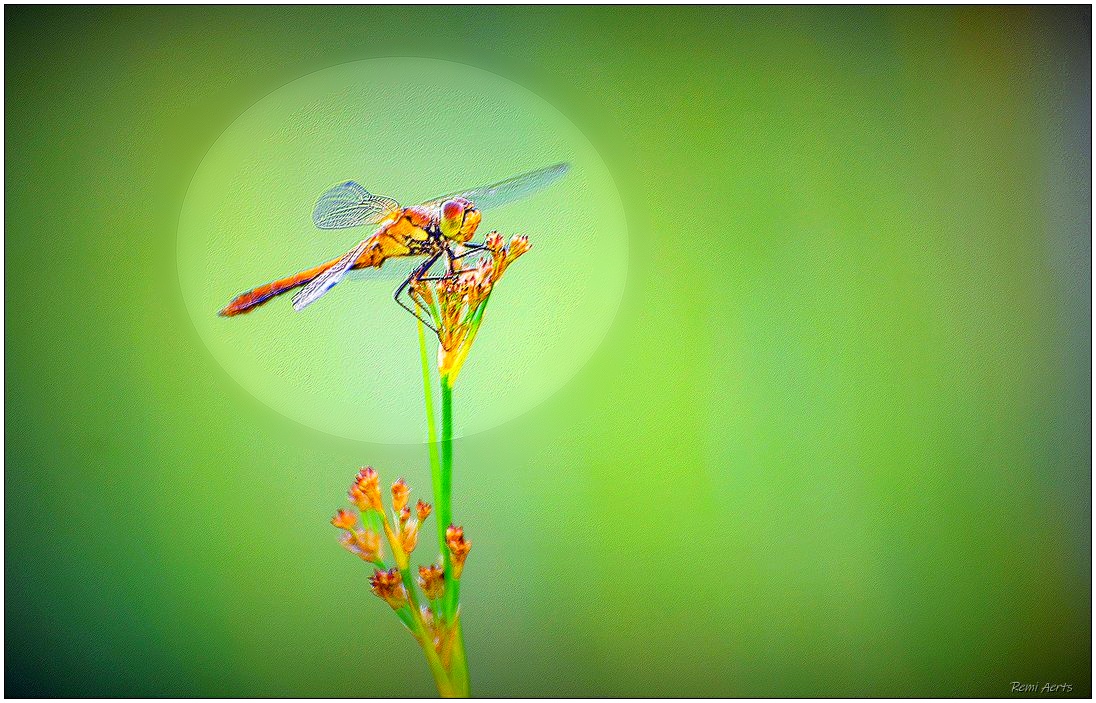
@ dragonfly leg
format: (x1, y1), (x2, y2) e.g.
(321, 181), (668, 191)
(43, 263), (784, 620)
(449, 242), (489, 260)
(393, 252), (442, 332)
(420, 246), (481, 281)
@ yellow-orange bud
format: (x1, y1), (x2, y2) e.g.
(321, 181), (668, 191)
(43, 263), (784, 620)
(355, 529), (381, 560)
(507, 234), (531, 260)
(330, 509), (357, 530)
(401, 521), (420, 554)
(348, 484), (368, 512)
(416, 500), (432, 522)
(391, 478), (410, 513)
(351, 467), (384, 512)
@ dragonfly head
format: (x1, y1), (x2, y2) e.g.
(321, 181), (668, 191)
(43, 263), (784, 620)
(440, 197), (481, 244)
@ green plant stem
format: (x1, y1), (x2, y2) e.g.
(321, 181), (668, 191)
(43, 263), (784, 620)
(439, 379), (454, 563)
(418, 315), (443, 524)
(399, 566), (456, 698)
(445, 298), (490, 384)
(393, 600), (416, 631)
(419, 318), (470, 697)
(439, 378), (470, 696)
(422, 647), (458, 698)
(448, 620), (469, 696)
(353, 508), (416, 632)
(376, 500), (458, 698)
(419, 319), (454, 611)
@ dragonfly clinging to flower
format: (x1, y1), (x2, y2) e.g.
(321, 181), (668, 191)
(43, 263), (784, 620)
(217, 162), (570, 325)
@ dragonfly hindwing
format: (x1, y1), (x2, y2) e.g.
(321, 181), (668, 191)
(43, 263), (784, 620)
(292, 240), (369, 311)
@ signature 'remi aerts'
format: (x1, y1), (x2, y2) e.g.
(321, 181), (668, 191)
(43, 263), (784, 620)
(217, 163), (569, 327)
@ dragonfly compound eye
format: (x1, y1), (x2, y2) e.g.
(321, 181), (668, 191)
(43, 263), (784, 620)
(442, 199), (464, 221)
(440, 199), (468, 239)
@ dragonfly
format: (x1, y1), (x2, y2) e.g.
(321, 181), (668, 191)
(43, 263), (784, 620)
(218, 162), (570, 323)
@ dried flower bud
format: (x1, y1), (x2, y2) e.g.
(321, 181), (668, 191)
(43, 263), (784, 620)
(350, 467), (384, 512)
(339, 529), (380, 562)
(446, 525), (471, 579)
(398, 505), (412, 528)
(391, 478), (410, 513)
(420, 605), (435, 629)
(330, 509), (357, 531)
(369, 568), (407, 610)
(355, 529), (381, 560)
(484, 231), (504, 251)
(401, 521), (420, 554)
(418, 564), (446, 601)
(416, 500), (432, 522)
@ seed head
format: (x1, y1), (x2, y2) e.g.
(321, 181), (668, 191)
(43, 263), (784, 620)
(330, 509), (357, 531)
(418, 564), (446, 601)
(416, 500), (432, 522)
(446, 525), (472, 579)
(369, 568), (407, 610)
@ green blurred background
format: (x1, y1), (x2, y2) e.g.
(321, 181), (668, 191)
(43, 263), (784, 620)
(6, 5), (1090, 697)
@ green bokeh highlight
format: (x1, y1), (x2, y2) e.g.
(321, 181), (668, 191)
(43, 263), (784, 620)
(6, 5), (1090, 697)
(177, 56), (627, 443)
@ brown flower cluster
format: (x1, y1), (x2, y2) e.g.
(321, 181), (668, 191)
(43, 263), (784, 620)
(418, 564), (446, 601)
(370, 567), (407, 610)
(331, 466), (471, 616)
(445, 525), (472, 579)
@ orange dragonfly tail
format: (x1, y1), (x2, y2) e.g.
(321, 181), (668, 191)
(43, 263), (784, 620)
(218, 245), (385, 316)
(218, 261), (332, 316)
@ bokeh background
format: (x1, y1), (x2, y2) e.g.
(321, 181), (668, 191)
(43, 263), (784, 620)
(6, 5), (1090, 698)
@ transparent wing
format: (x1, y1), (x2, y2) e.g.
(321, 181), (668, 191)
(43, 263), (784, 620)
(292, 239), (369, 311)
(312, 181), (401, 230)
(422, 162), (571, 212)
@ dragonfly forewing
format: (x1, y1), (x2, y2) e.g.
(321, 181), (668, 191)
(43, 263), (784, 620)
(422, 162), (571, 212)
(313, 181), (401, 229)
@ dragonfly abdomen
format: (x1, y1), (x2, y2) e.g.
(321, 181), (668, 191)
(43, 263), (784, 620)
(217, 233), (413, 317)
(218, 258), (336, 316)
